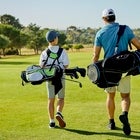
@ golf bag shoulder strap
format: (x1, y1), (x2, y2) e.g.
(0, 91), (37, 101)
(117, 25), (132, 49)
(43, 47), (63, 67)
(116, 25), (126, 48)
(47, 47), (63, 60)
(115, 25), (132, 54)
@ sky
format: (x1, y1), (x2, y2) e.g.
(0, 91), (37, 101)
(0, 0), (140, 30)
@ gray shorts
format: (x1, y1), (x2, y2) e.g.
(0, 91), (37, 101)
(105, 76), (131, 94)
(46, 77), (65, 98)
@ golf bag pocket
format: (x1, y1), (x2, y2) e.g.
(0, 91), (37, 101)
(87, 61), (122, 88)
(43, 65), (57, 78)
(102, 51), (137, 73)
(103, 50), (140, 76)
(21, 65), (63, 85)
(25, 65), (43, 82)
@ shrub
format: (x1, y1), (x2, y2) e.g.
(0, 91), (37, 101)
(5, 48), (19, 55)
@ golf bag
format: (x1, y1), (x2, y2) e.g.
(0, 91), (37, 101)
(21, 47), (86, 94)
(21, 65), (86, 83)
(21, 64), (63, 85)
(21, 64), (86, 83)
(21, 47), (64, 86)
(87, 50), (140, 88)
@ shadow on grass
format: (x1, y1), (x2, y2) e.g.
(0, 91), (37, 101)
(0, 61), (33, 65)
(63, 127), (140, 139)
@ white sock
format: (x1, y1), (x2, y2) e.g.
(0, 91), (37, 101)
(50, 119), (55, 123)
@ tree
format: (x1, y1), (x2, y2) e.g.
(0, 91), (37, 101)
(0, 34), (10, 55)
(26, 23), (46, 54)
(66, 26), (94, 44)
(0, 14), (23, 29)
(67, 26), (77, 31)
(0, 24), (20, 48)
(58, 32), (67, 46)
(17, 31), (30, 55)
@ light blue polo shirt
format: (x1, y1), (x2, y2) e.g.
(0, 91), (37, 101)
(94, 22), (135, 58)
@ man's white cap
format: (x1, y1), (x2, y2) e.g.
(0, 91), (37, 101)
(102, 8), (115, 17)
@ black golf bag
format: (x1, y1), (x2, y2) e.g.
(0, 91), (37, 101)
(87, 50), (140, 88)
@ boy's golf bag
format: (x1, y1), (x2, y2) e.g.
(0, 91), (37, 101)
(21, 47), (86, 94)
(21, 65), (86, 87)
(21, 64), (63, 85)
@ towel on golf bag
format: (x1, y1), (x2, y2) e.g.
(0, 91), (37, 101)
(87, 50), (140, 88)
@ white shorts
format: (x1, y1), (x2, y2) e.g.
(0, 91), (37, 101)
(46, 76), (65, 99)
(105, 76), (131, 94)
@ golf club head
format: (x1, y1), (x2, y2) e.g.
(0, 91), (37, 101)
(65, 68), (79, 79)
(79, 83), (82, 88)
(75, 67), (86, 77)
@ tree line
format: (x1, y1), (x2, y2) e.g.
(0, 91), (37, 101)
(0, 14), (140, 56)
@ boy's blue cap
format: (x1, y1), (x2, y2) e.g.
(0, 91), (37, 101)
(46, 30), (59, 42)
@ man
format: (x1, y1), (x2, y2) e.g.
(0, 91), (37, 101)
(93, 8), (140, 135)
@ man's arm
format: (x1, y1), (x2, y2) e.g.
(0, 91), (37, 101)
(131, 37), (140, 50)
(92, 46), (101, 63)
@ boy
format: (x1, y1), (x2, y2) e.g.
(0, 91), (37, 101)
(39, 30), (69, 128)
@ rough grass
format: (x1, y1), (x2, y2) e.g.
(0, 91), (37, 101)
(0, 51), (140, 140)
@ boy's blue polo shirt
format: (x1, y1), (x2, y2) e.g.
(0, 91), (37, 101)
(94, 22), (135, 58)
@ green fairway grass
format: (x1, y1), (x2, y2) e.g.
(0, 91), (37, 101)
(0, 51), (140, 140)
